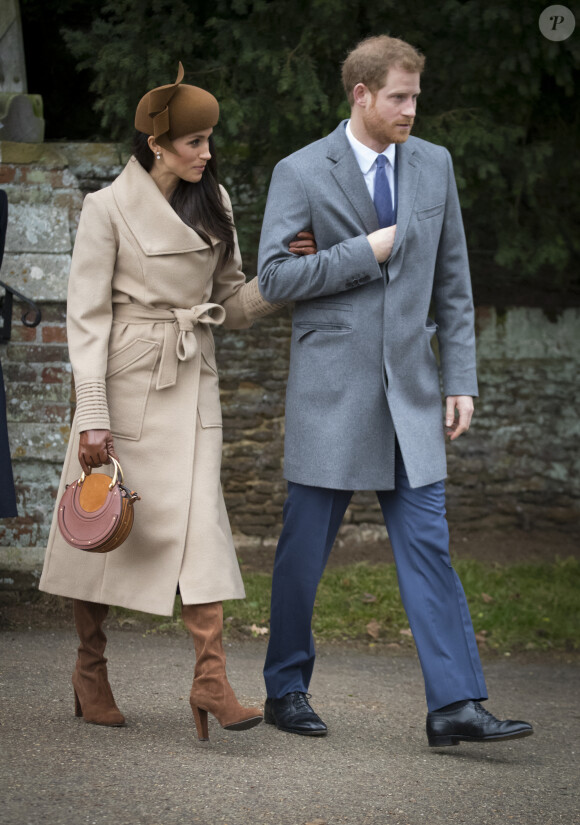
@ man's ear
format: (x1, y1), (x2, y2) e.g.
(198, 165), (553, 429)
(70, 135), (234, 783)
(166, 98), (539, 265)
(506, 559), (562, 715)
(352, 83), (371, 108)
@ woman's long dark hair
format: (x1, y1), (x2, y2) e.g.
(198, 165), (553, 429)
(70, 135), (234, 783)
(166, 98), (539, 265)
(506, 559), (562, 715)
(132, 131), (235, 262)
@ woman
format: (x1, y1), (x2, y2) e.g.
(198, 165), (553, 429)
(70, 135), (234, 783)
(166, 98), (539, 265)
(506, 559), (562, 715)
(0, 191), (18, 518)
(40, 64), (314, 740)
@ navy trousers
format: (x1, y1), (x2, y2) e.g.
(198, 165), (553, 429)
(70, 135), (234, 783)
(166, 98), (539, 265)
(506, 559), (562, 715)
(264, 448), (488, 711)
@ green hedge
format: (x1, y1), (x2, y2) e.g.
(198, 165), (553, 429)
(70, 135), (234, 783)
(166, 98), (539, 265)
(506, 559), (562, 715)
(21, 0), (580, 303)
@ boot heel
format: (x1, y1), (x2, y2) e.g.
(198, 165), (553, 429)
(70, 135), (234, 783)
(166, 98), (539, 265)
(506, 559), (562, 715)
(191, 705), (209, 741)
(428, 735), (459, 747)
(74, 689), (83, 718)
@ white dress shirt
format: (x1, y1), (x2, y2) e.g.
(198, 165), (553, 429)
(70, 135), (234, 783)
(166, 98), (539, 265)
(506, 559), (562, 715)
(345, 120), (396, 209)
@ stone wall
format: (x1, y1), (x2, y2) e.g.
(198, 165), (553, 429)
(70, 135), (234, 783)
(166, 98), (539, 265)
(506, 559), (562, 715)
(448, 308), (580, 533)
(0, 141), (125, 584)
(216, 307), (580, 558)
(0, 141), (578, 591)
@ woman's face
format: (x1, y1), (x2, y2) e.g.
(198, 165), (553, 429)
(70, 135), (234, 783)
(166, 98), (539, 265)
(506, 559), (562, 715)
(155, 128), (213, 185)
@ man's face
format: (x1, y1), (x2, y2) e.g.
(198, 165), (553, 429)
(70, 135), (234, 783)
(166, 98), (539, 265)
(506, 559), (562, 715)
(360, 67), (421, 150)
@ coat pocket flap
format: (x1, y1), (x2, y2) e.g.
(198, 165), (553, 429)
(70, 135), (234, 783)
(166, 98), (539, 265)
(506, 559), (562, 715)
(106, 339), (160, 378)
(293, 301), (353, 339)
(416, 203), (444, 221)
(294, 322), (352, 342)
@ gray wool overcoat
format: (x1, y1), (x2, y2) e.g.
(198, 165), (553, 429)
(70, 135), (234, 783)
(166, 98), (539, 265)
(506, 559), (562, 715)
(40, 158), (279, 616)
(258, 122), (478, 491)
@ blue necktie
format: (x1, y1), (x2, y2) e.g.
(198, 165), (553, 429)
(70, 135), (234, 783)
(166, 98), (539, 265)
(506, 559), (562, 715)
(374, 154), (395, 228)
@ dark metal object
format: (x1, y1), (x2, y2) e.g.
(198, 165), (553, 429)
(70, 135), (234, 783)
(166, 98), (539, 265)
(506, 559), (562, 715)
(0, 279), (42, 343)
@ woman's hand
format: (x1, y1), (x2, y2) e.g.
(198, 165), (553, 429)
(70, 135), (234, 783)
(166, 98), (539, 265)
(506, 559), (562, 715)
(289, 230), (317, 256)
(78, 429), (118, 475)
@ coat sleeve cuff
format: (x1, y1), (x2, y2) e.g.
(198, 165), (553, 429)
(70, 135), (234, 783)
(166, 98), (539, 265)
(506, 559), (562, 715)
(74, 380), (111, 432)
(240, 277), (286, 321)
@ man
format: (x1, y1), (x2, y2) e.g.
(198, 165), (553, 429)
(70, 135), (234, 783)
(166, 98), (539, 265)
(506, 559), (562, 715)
(257, 35), (533, 747)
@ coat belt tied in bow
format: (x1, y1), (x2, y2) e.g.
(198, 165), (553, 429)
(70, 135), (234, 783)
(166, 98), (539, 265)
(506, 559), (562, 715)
(113, 302), (226, 390)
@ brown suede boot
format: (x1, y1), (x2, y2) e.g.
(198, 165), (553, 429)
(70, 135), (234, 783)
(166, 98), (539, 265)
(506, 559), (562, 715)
(72, 599), (126, 727)
(182, 601), (262, 740)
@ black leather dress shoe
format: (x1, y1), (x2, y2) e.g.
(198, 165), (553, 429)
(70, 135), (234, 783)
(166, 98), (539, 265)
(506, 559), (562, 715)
(264, 692), (328, 736)
(426, 700), (533, 747)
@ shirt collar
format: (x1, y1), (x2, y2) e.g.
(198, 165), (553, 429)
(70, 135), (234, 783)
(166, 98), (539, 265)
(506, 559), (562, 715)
(345, 119), (396, 174)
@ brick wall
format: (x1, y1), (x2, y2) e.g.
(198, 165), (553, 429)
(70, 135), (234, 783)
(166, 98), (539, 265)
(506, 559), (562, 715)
(1, 303), (70, 561)
(1, 141), (578, 594)
(0, 141), (125, 583)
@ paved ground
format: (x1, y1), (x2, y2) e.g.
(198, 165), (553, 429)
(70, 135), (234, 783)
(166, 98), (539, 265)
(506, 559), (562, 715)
(1, 629), (578, 825)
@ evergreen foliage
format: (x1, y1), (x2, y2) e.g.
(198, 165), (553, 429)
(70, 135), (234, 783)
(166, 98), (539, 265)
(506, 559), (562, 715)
(20, 0), (102, 138)
(25, 0), (580, 302)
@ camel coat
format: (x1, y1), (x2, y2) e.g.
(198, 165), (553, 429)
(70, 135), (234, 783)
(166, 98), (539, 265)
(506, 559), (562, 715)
(40, 157), (279, 616)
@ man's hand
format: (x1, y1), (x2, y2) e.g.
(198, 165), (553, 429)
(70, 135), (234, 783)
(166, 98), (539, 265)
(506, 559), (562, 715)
(367, 225), (397, 263)
(445, 396), (474, 441)
(78, 429), (118, 474)
(289, 230), (317, 256)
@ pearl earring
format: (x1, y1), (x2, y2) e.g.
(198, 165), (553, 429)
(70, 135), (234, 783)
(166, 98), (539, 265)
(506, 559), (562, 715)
(156, 151), (161, 160)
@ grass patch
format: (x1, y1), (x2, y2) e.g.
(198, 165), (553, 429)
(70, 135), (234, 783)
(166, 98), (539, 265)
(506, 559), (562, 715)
(108, 558), (580, 654)
(222, 557), (580, 653)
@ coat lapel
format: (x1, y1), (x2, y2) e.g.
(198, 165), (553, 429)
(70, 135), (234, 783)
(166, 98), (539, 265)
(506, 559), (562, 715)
(112, 158), (211, 256)
(327, 123), (379, 235)
(391, 140), (421, 260)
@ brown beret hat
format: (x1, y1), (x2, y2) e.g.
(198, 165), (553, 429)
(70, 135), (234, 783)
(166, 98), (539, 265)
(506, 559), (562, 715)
(134, 62), (219, 154)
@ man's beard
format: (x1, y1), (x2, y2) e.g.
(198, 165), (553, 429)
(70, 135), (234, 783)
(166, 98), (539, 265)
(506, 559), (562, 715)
(363, 105), (413, 146)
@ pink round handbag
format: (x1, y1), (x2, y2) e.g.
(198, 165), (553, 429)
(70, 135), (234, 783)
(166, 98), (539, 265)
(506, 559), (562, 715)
(57, 457), (140, 553)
